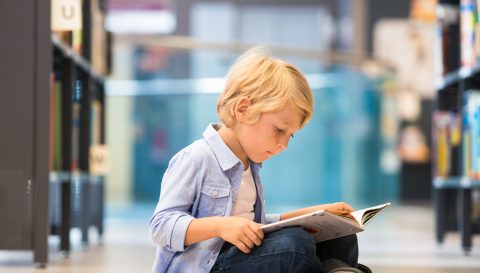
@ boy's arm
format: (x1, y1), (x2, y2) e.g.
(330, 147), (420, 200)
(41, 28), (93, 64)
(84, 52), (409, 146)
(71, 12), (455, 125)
(279, 202), (354, 221)
(149, 150), (263, 254)
(185, 216), (263, 254)
(149, 151), (199, 252)
(265, 214), (281, 224)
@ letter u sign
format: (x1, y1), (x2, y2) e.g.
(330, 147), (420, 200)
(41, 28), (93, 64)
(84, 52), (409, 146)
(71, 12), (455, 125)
(61, 6), (75, 19)
(51, 0), (82, 31)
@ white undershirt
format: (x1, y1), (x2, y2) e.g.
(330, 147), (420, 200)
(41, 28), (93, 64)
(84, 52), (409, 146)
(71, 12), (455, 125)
(231, 166), (256, 220)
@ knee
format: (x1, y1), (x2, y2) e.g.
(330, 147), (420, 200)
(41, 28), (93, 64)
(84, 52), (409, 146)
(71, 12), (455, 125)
(335, 234), (358, 249)
(252, 228), (321, 272)
(266, 227), (317, 256)
(323, 234), (359, 266)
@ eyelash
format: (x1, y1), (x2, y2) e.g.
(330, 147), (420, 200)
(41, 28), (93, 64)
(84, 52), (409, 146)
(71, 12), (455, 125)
(276, 127), (294, 139)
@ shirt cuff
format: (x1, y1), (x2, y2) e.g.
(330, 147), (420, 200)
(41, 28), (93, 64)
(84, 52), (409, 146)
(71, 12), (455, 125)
(265, 213), (281, 224)
(170, 214), (195, 252)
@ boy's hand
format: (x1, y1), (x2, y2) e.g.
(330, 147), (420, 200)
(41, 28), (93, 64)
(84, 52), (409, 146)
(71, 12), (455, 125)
(324, 202), (355, 220)
(217, 216), (264, 254)
(324, 202), (354, 215)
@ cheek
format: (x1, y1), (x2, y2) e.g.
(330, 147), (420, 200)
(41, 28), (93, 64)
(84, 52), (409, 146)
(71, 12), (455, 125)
(254, 127), (276, 147)
(243, 122), (276, 151)
(243, 126), (266, 149)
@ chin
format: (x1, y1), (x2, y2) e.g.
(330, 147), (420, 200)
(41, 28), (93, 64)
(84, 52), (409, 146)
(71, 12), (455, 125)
(254, 156), (270, 163)
(248, 156), (264, 164)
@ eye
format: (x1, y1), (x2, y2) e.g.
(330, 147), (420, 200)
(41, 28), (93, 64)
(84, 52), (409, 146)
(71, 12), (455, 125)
(276, 127), (285, 134)
(290, 134), (295, 139)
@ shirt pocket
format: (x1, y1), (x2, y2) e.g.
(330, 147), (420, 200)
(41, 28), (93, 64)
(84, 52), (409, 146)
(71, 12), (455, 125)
(196, 183), (230, 217)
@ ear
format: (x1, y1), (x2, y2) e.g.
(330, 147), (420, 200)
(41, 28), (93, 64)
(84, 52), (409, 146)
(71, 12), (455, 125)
(234, 97), (251, 123)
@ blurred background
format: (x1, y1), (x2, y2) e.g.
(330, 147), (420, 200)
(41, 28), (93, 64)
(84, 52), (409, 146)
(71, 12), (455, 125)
(1, 0), (480, 272)
(106, 0), (416, 211)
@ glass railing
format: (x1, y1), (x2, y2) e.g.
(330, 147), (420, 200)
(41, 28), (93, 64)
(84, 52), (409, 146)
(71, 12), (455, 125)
(106, 67), (397, 212)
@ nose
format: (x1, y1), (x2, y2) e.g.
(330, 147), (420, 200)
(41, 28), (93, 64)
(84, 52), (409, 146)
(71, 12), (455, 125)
(276, 135), (289, 151)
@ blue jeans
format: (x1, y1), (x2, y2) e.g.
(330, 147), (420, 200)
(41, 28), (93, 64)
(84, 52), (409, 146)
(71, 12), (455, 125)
(210, 227), (358, 273)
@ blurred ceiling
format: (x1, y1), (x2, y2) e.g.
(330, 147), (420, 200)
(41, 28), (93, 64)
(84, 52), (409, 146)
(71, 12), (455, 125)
(107, 0), (172, 10)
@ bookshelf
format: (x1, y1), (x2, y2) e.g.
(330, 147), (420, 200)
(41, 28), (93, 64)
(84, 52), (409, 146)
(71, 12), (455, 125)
(50, 36), (107, 255)
(0, 0), (108, 266)
(49, 0), (109, 256)
(433, 0), (480, 254)
(0, 0), (50, 267)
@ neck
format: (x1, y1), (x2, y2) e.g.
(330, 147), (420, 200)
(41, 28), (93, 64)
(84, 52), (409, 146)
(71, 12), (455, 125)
(217, 124), (249, 170)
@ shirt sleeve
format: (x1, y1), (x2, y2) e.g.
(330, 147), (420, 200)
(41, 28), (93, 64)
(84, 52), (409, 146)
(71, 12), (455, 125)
(265, 213), (281, 224)
(149, 150), (199, 252)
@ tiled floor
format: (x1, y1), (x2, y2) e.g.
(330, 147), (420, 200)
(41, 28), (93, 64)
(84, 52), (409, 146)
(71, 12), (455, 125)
(0, 204), (479, 273)
(0, 218), (156, 273)
(358, 204), (480, 273)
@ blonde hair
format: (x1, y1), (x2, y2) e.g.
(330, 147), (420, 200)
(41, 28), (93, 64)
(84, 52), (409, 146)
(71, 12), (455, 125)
(217, 47), (314, 128)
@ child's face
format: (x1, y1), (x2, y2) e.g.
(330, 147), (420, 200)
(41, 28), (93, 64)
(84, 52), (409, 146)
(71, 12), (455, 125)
(237, 104), (303, 163)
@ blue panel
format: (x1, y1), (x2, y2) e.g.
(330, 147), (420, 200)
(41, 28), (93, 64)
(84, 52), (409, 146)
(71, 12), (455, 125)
(125, 68), (398, 210)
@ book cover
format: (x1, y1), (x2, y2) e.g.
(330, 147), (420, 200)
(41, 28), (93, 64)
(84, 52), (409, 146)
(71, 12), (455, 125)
(53, 81), (63, 171)
(49, 73), (55, 171)
(71, 80), (82, 172)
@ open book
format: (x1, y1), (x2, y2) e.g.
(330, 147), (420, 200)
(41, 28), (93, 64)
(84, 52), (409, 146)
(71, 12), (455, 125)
(261, 202), (391, 242)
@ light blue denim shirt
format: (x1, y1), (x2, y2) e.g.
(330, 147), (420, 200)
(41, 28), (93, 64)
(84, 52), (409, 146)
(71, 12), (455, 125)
(150, 123), (280, 273)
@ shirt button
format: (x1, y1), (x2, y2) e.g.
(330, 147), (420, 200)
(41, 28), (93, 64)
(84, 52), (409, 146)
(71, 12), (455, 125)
(212, 190), (218, 197)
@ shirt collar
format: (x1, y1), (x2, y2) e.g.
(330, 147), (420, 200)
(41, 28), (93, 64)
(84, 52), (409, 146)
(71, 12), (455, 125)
(203, 123), (262, 172)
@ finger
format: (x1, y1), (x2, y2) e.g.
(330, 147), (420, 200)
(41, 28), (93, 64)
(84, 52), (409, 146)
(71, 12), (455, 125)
(341, 213), (356, 221)
(235, 239), (251, 253)
(343, 203), (355, 212)
(249, 223), (264, 240)
(240, 234), (255, 249)
(303, 227), (318, 234)
(338, 202), (354, 212)
(246, 226), (263, 246)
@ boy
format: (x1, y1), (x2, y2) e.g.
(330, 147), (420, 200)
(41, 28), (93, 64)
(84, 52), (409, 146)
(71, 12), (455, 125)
(150, 47), (367, 273)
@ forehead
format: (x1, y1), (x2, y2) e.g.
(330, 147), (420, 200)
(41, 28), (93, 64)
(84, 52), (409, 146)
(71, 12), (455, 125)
(262, 104), (303, 130)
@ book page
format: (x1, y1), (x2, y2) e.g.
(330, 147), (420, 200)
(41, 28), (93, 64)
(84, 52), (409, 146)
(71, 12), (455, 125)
(262, 202), (390, 242)
(351, 202), (391, 227)
(261, 211), (363, 242)
(304, 213), (364, 242)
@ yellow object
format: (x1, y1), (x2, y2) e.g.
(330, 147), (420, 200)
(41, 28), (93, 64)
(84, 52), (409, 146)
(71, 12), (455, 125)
(464, 132), (471, 177)
(437, 128), (450, 177)
(451, 124), (462, 146)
